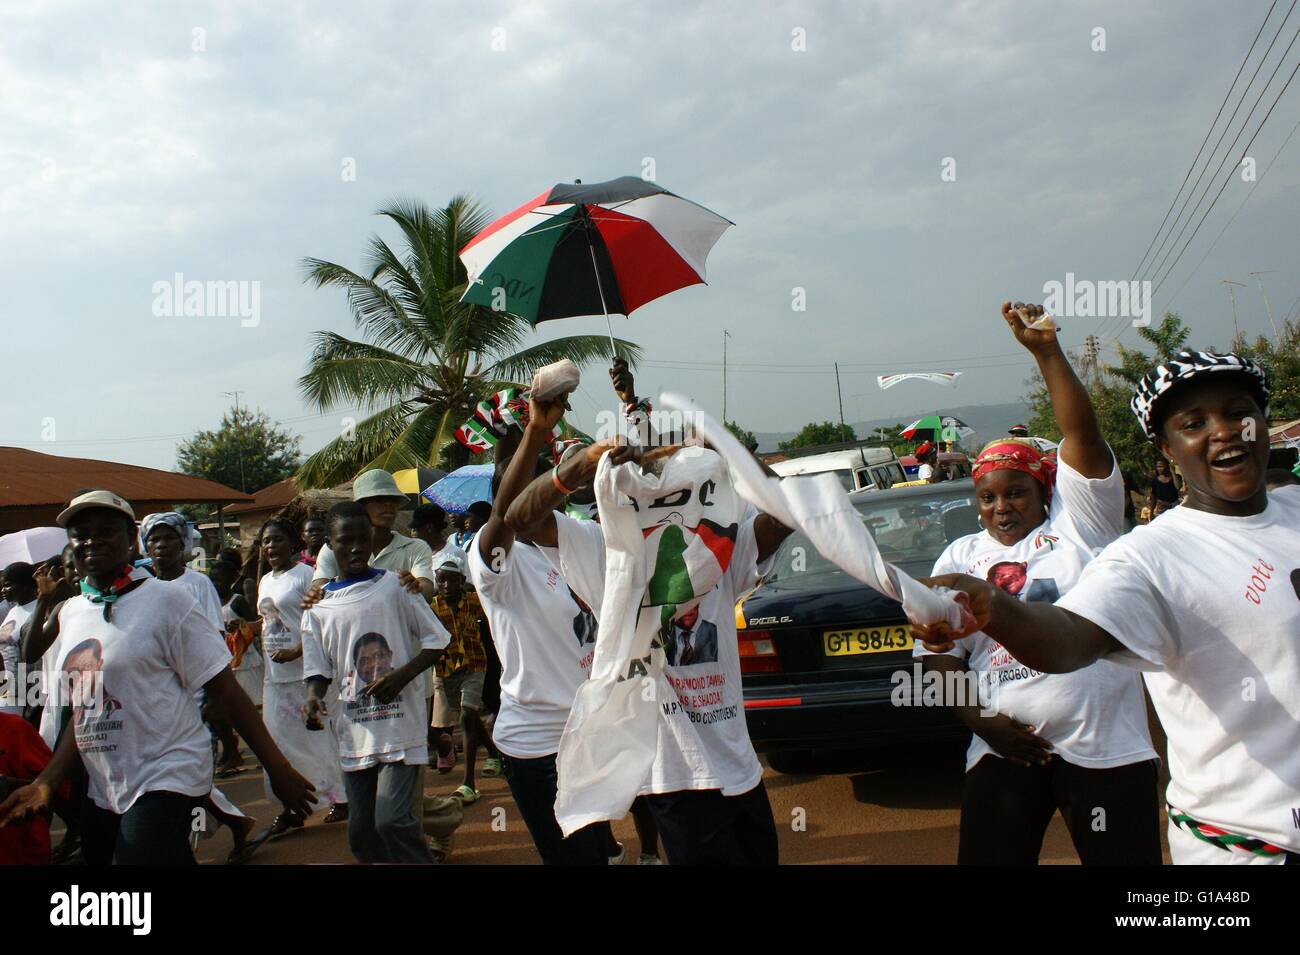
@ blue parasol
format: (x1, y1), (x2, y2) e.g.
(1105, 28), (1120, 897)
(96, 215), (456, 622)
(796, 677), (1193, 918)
(420, 464), (494, 513)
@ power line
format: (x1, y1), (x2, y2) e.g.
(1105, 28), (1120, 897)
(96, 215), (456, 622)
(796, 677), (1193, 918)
(1130, 0), (1282, 282)
(1154, 112), (1300, 317)
(1147, 33), (1300, 302)
(1140, 1), (1297, 288)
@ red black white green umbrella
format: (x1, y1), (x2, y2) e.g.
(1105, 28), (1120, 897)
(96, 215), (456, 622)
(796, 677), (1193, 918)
(901, 415), (975, 441)
(458, 176), (732, 349)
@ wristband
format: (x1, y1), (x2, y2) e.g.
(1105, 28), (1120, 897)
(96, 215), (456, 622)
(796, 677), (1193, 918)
(551, 465), (577, 496)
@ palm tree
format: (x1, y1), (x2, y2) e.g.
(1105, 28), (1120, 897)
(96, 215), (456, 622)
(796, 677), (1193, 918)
(296, 195), (640, 488)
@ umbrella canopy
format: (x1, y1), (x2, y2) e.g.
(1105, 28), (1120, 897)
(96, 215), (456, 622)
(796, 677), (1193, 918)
(420, 465), (494, 513)
(458, 176), (733, 329)
(0, 526), (67, 566)
(901, 415), (975, 441)
(392, 467), (447, 496)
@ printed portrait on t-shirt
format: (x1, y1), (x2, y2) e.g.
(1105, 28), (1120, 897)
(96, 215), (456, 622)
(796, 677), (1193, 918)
(348, 632), (393, 699)
(569, 588), (597, 648)
(662, 605), (718, 667)
(259, 599), (293, 652)
(985, 562), (1059, 604)
(62, 638), (122, 727)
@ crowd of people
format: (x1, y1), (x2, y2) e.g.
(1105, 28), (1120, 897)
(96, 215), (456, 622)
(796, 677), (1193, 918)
(0, 303), (1296, 867)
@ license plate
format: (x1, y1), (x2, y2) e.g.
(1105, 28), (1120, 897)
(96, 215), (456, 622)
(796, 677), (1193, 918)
(823, 625), (913, 656)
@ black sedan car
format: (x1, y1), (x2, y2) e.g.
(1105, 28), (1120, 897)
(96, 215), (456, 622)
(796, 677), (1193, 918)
(736, 480), (982, 772)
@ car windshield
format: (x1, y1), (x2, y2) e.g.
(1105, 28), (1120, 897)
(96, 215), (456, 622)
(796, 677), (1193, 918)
(764, 485), (980, 584)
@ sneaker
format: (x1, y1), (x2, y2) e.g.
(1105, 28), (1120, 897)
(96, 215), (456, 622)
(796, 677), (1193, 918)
(607, 842), (626, 865)
(436, 733), (455, 774)
(637, 853), (664, 865)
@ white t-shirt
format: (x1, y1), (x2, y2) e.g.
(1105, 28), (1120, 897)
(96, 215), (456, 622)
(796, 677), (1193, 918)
(0, 599), (36, 705)
(466, 538), (596, 758)
(52, 576), (232, 812)
(165, 567), (226, 633)
(917, 463), (934, 482)
(917, 451), (1156, 771)
(301, 570), (449, 770)
(548, 513), (767, 797)
(257, 562), (315, 684)
(312, 532), (435, 585)
(1058, 484), (1300, 855)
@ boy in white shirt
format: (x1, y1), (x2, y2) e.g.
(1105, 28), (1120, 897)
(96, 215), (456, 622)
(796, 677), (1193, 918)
(302, 502), (451, 864)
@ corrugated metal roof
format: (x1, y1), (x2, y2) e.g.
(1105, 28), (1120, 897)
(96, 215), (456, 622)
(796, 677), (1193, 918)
(224, 477), (301, 516)
(0, 447), (254, 510)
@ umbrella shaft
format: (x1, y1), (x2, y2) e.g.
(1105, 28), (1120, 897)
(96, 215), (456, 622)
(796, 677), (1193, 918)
(584, 221), (617, 358)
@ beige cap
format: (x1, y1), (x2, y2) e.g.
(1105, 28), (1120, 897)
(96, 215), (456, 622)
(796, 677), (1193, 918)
(57, 489), (137, 527)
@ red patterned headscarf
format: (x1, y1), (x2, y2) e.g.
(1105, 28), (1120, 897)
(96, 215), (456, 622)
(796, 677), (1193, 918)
(972, 439), (1057, 502)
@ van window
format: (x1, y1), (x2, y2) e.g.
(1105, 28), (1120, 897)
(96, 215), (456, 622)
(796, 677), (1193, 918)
(854, 468), (871, 490)
(869, 466), (891, 490)
(835, 470), (855, 492)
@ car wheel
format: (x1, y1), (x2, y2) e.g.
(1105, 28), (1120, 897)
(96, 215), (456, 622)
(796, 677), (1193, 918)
(766, 750), (818, 775)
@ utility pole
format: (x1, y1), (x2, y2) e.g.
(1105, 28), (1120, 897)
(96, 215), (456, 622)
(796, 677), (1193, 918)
(1249, 271), (1280, 342)
(1083, 334), (1101, 388)
(834, 362), (846, 441)
(1222, 278), (1245, 344)
(223, 390), (247, 493)
(722, 329), (731, 425)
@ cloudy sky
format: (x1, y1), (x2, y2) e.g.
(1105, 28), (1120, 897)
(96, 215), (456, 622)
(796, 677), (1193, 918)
(4, 0), (1298, 472)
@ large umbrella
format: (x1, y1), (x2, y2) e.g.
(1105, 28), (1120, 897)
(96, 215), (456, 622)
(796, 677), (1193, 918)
(458, 176), (733, 352)
(420, 464), (494, 513)
(0, 527), (67, 566)
(901, 415), (975, 442)
(392, 467), (446, 496)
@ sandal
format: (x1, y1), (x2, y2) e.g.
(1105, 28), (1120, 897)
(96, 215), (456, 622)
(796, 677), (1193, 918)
(268, 811), (305, 838)
(452, 784), (479, 805)
(482, 757), (502, 777)
(323, 803), (349, 824)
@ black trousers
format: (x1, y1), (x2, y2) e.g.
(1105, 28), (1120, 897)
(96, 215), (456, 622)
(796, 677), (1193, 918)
(644, 782), (779, 865)
(81, 790), (203, 865)
(502, 753), (610, 865)
(959, 755), (1162, 865)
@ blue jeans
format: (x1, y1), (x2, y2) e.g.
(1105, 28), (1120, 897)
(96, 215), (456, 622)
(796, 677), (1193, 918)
(342, 761), (434, 864)
(502, 753), (610, 865)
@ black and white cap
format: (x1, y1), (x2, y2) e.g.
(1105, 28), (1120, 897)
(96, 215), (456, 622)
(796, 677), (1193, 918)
(1130, 350), (1269, 440)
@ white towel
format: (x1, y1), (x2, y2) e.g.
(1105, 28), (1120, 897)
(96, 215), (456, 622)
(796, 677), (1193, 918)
(659, 393), (974, 632)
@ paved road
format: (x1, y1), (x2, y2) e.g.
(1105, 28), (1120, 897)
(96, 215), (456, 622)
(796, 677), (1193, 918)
(196, 740), (1171, 865)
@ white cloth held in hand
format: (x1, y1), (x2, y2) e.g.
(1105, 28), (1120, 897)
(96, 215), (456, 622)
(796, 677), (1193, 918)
(659, 393), (973, 632)
(530, 359), (581, 401)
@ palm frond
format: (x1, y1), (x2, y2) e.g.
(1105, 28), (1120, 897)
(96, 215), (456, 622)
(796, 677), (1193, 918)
(298, 332), (426, 409)
(485, 336), (642, 383)
(300, 258), (434, 360)
(294, 403), (419, 488)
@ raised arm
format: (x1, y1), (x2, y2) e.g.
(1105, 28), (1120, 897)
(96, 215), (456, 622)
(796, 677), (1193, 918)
(478, 394), (570, 560)
(20, 563), (75, 665)
(1003, 301), (1111, 479)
